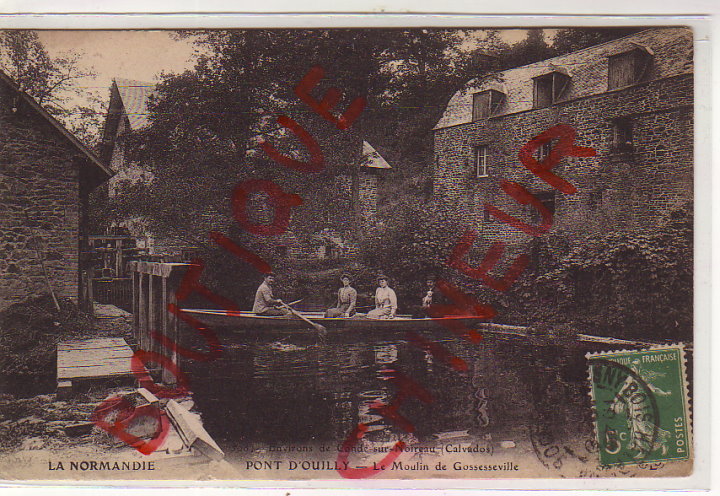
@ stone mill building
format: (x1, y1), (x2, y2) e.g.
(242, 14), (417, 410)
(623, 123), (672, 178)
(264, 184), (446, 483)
(432, 27), (693, 253)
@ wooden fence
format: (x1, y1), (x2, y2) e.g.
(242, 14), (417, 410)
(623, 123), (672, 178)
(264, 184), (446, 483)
(92, 277), (133, 311)
(127, 261), (194, 386)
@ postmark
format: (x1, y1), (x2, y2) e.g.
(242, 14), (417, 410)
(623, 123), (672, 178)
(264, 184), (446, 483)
(587, 344), (691, 467)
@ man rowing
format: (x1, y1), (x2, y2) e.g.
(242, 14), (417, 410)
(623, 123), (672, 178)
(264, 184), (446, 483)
(253, 273), (291, 316)
(325, 273), (357, 318)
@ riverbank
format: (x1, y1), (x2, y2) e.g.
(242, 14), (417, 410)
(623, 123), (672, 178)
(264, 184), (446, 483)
(0, 296), (236, 481)
(0, 385), (238, 480)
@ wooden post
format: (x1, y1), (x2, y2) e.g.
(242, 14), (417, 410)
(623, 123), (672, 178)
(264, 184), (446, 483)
(131, 268), (139, 341)
(127, 262), (192, 385)
(163, 275), (179, 386)
(87, 274), (94, 317)
(115, 238), (123, 277)
(162, 276), (168, 345)
(148, 273), (155, 355)
(152, 273), (164, 358)
(138, 272), (147, 351)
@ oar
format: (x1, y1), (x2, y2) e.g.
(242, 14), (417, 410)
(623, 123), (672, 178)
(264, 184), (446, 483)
(279, 301), (327, 335)
(285, 299), (304, 307)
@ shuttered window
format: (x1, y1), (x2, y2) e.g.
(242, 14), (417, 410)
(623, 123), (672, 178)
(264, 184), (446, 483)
(535, 140), (555, 163)
(472, 91), (491, 121)
(531, 191), (556, 223)
(472, 90), (505, 121)
(533, 72), (570, 109)
(612, 118), (633, 152)
(608, 49), (652, 89)
(608, 52), (637, 89)
(533, 75), (553, 109)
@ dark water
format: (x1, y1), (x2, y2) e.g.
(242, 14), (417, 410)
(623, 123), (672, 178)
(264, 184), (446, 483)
(183, 327), (598, 462)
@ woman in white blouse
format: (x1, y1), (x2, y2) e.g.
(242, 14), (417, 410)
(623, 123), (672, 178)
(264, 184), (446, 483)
(367, 275), (397, 319)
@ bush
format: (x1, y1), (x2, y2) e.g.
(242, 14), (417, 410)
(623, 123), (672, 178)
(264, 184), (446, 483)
(505, 202), (692, 341)
(358, 200), (465, 310)
(0, 295), (95, 394)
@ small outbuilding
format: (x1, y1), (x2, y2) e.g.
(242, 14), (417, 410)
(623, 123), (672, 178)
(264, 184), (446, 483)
(0, 70), (112, 311)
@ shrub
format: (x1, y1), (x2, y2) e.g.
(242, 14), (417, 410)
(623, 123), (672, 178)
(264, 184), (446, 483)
(506, 202), (692, 341)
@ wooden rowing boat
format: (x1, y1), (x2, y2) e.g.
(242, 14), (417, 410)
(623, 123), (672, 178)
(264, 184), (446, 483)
(181, 308), (487, 332)
(178, 309), (674, 351)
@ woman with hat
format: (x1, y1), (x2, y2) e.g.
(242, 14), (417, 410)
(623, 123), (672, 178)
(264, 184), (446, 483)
(367, 275), (398, 320)
(325, 273), (357, 318)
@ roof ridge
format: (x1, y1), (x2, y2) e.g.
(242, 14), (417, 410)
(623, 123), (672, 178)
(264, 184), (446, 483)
(0, 68), (111, 181)
(113, 77), (155, 88)
(497, 26), (689, 75)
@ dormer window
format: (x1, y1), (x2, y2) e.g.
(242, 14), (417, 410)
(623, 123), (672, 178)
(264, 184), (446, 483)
(608, 46), (653, 90)
(472, 90), (505, 121)
(532, 71), (570, 109)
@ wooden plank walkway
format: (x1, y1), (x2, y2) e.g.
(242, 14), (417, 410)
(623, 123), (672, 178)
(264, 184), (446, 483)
(57, 338), (135, 396)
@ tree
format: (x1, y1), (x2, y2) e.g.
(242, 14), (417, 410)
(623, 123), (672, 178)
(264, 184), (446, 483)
(114, 29), (476, 243)
(551, 28), (644, 55)
(502, 29), (553, 69)
(0, 30), (101, 147)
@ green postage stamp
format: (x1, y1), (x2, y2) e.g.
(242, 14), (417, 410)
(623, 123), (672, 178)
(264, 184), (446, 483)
(587, 344), (691, 467)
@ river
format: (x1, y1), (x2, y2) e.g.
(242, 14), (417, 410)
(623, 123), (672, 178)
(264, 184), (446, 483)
(182, 327), (609, 477)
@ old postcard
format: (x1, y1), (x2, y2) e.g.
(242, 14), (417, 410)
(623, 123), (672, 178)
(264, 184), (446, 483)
(0, 19), (707, 488)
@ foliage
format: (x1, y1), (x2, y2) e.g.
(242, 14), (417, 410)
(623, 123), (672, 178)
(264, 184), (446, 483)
(504, 203), (693, 342)
(501, 29), (554, 69)
(358, 198), (465, 309)
(0, 296), (95, 394)
(107, 29), (482, 242)
(551, 28), (645, 55)
(0, 31), (102, 147)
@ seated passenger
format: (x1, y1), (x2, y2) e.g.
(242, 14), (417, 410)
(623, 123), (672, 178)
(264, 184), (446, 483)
(252, 273), (291, 316)
(325, 273), (357, 318)
(367, 275), (397, 320)
(412, 276), (437, 318)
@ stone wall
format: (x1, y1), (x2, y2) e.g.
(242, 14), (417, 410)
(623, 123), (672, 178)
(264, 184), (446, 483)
(0, 84), (84, 311)
(433, 73), (693, 252)
(356, 172), (379, 229)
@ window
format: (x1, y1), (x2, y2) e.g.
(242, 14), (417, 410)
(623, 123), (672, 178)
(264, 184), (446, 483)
(533, 71), (570, 109)
(533, 75), (553, 109)
(531, 191), (556, 223)
(474, 145), (489, 178)
(612, 118), (633, 152)
(472, 90), (505, 121)
(608, 48), (652, 90)
(535, 140), (555, 163)
(483, 207), (492, 223)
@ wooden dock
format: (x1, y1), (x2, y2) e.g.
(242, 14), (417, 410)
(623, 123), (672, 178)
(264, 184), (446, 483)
(57, 338), (135, 397)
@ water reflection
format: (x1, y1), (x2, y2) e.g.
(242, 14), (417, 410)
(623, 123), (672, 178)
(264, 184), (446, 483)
(184, 329), (593, 456)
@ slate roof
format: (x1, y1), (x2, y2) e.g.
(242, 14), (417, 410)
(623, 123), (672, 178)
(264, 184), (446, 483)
(434, 27), (693, 130)
(360, 141), (392, 169)
(113, 78), (157, 130)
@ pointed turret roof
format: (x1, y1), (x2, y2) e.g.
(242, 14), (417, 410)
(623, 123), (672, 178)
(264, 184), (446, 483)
(360, 141), (392, 169)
